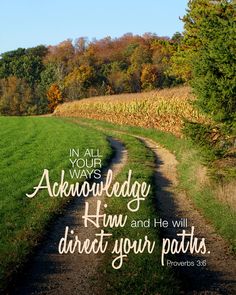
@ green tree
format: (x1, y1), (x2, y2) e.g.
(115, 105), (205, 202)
(0, 46), (46, 86)
(183, 0), (236, 122)
(107, 62), (128, 94)
(11, 55), (44, 87)
(171, 32), (183, 44)
(130, 45), (152, 71)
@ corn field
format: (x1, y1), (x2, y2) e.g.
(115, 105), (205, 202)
(55, 86), (210, 137)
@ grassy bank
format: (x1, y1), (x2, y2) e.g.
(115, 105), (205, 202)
(0, 117), (112, 291)
(72, 118), (236, 252)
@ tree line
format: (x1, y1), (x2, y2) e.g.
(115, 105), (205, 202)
(0, 33), (183, 115)
(0, 0), (235, 129)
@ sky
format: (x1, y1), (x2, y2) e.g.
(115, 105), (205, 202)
(0, 0), (188, 54)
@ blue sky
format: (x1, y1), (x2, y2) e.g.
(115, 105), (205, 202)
(0, 0), (188, 54)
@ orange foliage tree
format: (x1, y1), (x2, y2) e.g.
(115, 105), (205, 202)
(47, 83), (63, 112)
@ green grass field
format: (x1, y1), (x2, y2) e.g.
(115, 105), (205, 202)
(0, 117), (112, 291)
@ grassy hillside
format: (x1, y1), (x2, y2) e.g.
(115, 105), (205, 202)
(55, 86), (210, 137)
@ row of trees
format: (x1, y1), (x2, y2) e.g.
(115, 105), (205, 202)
(0, 33), (183, 115)
(0, 0), (235, 124)
(0, 46), (48, 114)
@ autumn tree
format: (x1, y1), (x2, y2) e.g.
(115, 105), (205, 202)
(151, 39), (180, 86)
(141, 64), (159, 90)
(126, 66), (141, 92)
(64, 65), (95, 99)
(0, 76), (34, 115)
(130, 45), (152, 72)
(44, 40), (75, 81)
(47, 84), (63, 112)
